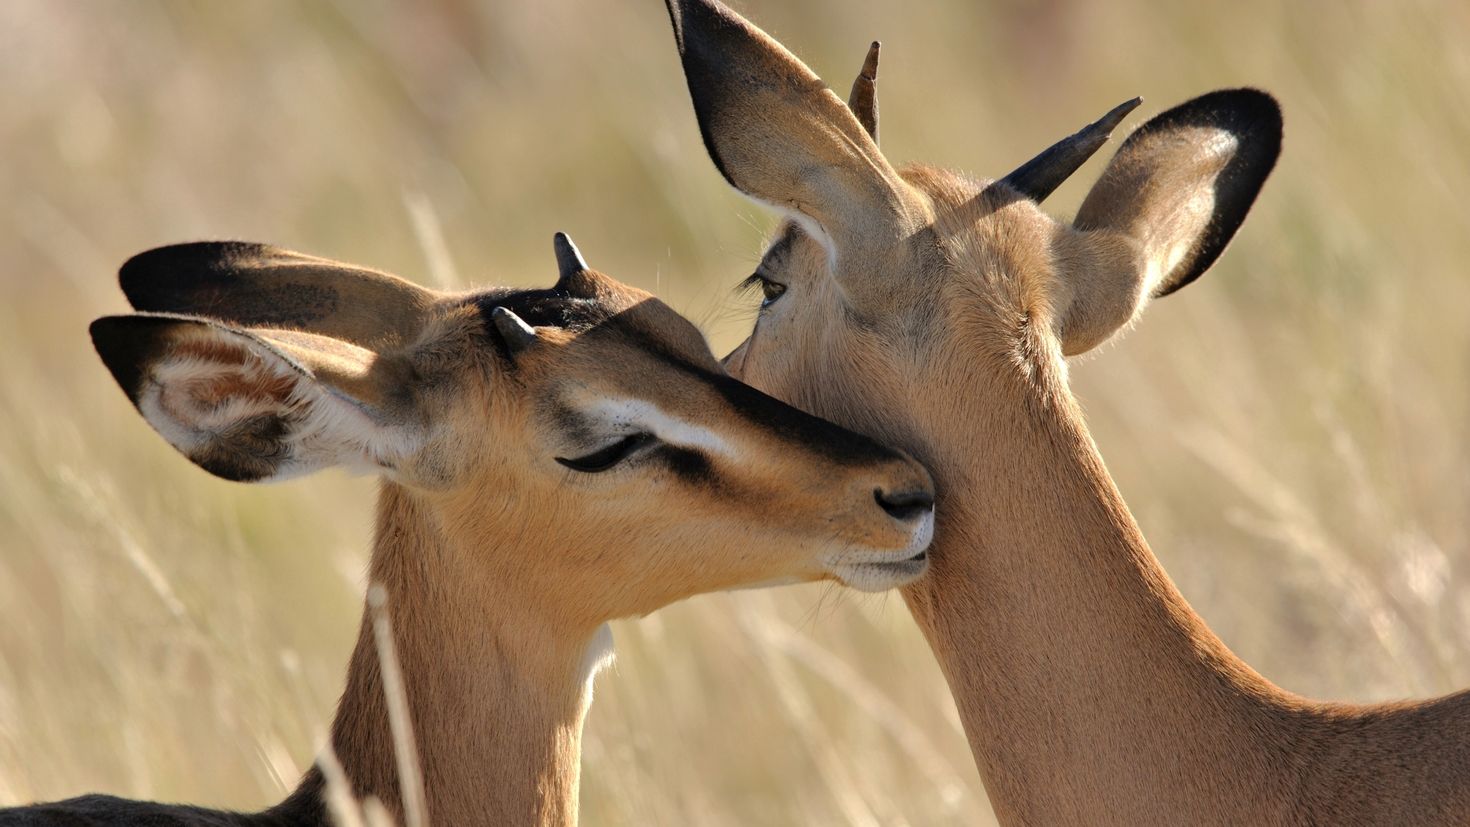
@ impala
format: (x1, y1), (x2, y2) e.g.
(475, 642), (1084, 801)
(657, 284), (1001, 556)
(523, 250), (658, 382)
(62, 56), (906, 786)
(663, 0), (1470, 823)
(4, 234), (935, 826)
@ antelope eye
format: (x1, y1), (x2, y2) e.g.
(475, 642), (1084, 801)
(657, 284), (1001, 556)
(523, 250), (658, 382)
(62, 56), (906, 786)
(556, 433), (655, 473)
(758, 277), (787, 308)
(740, 273), (788, 309)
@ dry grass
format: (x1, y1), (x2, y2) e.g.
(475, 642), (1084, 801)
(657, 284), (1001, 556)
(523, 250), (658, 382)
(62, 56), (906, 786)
(2, 1), (1469, 824)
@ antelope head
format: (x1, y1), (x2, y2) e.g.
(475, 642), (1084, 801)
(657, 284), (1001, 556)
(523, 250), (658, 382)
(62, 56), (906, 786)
(91, 234), (936, 628)
(664, 0), (1281, 479)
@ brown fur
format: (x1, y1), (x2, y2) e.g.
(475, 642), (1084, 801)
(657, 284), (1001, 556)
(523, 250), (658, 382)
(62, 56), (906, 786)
(666, 1), (1470, 823)
(12, 244), (937, 826)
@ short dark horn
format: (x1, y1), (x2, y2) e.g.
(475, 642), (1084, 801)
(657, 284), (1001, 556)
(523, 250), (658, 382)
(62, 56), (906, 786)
(553, 231), (588, 281)
(552, 231), (601, 297)
(847, 41), (881, 143)
(998, 97), (1143, 202)
(491, 306), (538, 356)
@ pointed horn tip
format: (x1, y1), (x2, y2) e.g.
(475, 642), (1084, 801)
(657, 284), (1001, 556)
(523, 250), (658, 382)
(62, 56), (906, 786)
(861, 41), (881, 79)
(1094, 96), (1144, 133)
(491, 306), (538, 353)
(491, 305), (530, 328)
(552, 231), (589, 276)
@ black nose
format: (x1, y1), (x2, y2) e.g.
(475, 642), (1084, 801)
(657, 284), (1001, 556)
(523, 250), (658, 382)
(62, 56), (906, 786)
(875, 488), (934, 522)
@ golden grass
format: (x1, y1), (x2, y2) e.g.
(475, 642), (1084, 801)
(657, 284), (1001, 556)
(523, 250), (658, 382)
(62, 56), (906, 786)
(2, 1), (1468, 824)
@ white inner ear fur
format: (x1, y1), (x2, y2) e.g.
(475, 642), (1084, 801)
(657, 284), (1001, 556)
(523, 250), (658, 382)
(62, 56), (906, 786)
(583, 397), (733, 460)
(1143, 130), (1239, 292)
(1143, 180), (1219, 296)
(138, 333), (419, 480)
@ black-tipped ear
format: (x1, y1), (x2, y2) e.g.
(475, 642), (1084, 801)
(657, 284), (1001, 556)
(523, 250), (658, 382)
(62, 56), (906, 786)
(1076, 89), (1282, 297)
(663, 0), (924, 275)
(1054, 89), (1282, 355)
(847, 41), (881, 143)
(90, 315), (183, 404)
(119, 241), (436, 348)
(90, 313), (421, 483)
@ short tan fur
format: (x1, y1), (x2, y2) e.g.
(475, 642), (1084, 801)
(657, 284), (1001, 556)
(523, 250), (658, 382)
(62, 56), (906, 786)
(664, 1), (1470, 823)
(6, 235), (935, 826)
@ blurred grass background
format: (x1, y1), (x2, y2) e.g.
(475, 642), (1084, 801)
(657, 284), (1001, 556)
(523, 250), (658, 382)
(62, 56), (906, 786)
(2, 1), (1469, 824)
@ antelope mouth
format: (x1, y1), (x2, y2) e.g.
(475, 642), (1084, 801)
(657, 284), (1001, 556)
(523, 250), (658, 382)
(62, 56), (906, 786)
(828, 554), (931, 592)
(825, 511), (935, 592)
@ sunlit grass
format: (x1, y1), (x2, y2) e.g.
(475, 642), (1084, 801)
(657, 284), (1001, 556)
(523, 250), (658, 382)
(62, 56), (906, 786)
(2, 1), (1468, 824)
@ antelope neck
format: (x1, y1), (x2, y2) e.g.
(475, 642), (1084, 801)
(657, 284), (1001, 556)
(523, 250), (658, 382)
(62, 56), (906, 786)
(900, 375), (1317, 823)
(274, 481), (604, 827)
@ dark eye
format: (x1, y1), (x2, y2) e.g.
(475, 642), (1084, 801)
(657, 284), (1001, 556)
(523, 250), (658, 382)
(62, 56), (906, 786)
(740, 273), (787, 309)
(556, 433), (654, 473)
(760, 278), (787, 307)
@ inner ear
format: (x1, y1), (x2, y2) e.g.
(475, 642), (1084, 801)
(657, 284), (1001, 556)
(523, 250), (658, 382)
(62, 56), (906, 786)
(1075, 89), (1282, 298)
(93, 315), (421, 483)
(1056, 89), (1282, 354)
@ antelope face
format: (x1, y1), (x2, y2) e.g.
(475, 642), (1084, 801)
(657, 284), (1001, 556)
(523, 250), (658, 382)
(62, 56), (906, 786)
(460, 266), (935, 613)
(665, 0), (1281, 482)
(92, 235), (934, 627)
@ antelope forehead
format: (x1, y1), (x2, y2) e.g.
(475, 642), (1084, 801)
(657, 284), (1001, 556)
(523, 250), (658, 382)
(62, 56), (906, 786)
(585, 397), (733, 458)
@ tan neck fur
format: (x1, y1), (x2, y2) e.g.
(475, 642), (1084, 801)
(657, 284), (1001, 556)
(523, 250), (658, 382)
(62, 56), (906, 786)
(320, 482), (600, 827)
(900, 347), (1470, 824)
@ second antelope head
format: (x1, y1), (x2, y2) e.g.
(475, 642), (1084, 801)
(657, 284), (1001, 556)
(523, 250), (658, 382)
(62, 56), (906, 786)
(664, 0), (1282, 479)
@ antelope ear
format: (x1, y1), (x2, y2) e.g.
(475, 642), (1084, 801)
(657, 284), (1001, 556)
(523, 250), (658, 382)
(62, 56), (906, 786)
(664, 0), (925, 271)
(1055, 89), (1282, 355)
(119, 242), (438, 350)
(91, 314), (422, 482)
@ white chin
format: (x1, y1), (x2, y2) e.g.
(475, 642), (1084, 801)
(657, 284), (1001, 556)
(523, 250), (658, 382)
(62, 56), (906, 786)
(827, 510), (935, 592)
(830, 555), (929, 592)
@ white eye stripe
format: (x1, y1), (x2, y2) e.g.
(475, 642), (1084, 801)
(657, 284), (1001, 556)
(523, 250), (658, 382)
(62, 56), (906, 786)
(584, 398), (733, 459)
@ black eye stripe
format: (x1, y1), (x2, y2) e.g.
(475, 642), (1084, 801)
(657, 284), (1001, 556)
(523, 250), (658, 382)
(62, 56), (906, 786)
(617, 331), (902, 468)
(658, 445), (715, 486)
(555, 433), (654, 473)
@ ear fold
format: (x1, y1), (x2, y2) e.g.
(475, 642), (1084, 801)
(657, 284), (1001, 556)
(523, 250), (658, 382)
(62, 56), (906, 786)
(664, 0), (926, 272)
(119, 242), (438, 350)
(91, 314), (422, 482)
(1055, 89), (1282, 354)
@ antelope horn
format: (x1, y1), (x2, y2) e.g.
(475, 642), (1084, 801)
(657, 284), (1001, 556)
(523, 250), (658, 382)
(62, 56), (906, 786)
(491, 306), (538, 355)
(553, 231), (588, 280)
(551, 230), (601, 299)
(847, 41), (881, 143)
(998, 97), (1143, 202)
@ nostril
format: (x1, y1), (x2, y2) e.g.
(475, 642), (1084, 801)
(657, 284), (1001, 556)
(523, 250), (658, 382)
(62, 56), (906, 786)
(875, 488), (935, 522)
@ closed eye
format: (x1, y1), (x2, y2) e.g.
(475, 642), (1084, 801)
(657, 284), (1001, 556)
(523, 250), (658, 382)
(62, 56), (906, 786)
(555, 433), (655, 473)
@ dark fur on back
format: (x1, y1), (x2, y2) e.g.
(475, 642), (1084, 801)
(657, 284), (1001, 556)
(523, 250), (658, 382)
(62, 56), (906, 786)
(0, 770), (326, 826)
